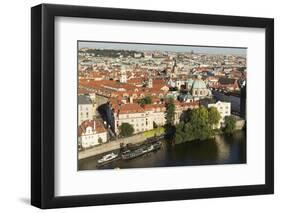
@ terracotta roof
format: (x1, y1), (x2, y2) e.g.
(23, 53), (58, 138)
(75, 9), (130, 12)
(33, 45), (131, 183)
(174, 101), (200, 109)
(143, 104), (166, 112)
(218, 77), (236, 85)
(127, 77), (144, 84)
(78, 119), (106, 136)
(117, 103), (145, 114)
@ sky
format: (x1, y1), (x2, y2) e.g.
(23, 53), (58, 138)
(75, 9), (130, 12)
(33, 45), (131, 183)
(78, 41), (247, 56)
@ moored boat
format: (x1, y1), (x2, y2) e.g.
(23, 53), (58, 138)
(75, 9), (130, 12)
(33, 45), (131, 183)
(98, 152), (118, 164)
(121, 141), (162, 160)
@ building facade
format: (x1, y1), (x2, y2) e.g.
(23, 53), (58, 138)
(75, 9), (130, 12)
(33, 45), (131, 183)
(78, 95), (94, 125)
(207, 101), (231, 128)
(78, 120), (108, 148)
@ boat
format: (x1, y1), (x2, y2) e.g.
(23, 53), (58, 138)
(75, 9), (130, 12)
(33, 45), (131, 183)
(121, 141), (162, 160)
(97, 152), (118, 164)
(146, 135), (165, 143)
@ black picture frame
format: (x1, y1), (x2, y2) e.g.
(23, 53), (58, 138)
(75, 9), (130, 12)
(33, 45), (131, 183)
(31, 3), (274, 209)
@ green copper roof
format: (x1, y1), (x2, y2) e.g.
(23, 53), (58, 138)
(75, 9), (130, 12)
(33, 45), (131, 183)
(192, 79), (207, 89)
(186, 79), (194, 86)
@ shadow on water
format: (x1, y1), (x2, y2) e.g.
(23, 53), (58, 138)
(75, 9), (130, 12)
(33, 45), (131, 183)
(79, 130), (246, 170)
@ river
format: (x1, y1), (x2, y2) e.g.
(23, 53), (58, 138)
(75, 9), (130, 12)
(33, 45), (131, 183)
(78, 130), (246, 170)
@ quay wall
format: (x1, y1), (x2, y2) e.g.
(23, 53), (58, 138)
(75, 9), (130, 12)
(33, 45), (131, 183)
(78, 134), (147, 160)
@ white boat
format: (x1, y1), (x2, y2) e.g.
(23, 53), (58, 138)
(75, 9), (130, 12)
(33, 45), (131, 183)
(98, 152), (118, 164)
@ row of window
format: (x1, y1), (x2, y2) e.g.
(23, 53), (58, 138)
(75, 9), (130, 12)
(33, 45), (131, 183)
(80, 112), (89, 116)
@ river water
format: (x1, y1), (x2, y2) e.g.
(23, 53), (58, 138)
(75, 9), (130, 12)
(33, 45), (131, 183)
(78, 130), (246, 170)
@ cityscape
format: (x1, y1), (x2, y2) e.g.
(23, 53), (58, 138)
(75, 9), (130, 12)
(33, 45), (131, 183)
(77, 41), (247, 170)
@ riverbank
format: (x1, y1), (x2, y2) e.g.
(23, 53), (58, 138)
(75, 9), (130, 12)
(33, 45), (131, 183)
(78, 127), (165, 160)
(79, 134), (145, 160)
(78, 130), (246, 170)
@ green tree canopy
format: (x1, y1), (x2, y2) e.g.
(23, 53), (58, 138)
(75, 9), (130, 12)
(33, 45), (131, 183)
(173, 106), (217, 144)
(138, 96), (152, 107)
(119, 123), (134, 137)
(223, 116), (236, 134)
(208, 107), (221, 128)
(165, 98), (176, 126)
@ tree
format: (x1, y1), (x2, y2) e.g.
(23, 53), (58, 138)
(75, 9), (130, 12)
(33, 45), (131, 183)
(173, 106), (215, 143)
(119, 123), (134, 137)
(208, 107), (221, 129)
(138, 96), (152, 107)
(98, 137), (103, 144)
(174, 133), (183, 144)
(224, 116), (236, 134)
(189, 107), (213, 140)
(165, 98), (176, 126)
(153, 121), (158, 129)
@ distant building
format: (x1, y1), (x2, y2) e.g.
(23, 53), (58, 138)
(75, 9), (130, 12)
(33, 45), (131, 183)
(144, 52), (153, 59)
(134, 53), (142, 58)
(217, 77), (239, 91)
(120, 66), (127, 83)
(148, 78), (153, 88)
(78, 95), (94, 125)
(78, 120), (107, 148)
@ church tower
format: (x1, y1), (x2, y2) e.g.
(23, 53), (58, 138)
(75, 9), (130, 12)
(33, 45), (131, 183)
(120, 66), (127, 83)
(148, 78), (153, 88)
(172, 59), (178, 75)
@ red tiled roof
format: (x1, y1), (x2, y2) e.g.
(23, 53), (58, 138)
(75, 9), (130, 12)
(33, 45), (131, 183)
(78, 119), (106, 136)
(118, 103), (145, 114)
(143, 104), (166, 112)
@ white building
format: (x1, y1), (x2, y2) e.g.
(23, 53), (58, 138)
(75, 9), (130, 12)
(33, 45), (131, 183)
(143, 104), (166, 128)
(78, 95), (94, 125)
(207, 101), (231, 128)
(106, 101), (199, 135)
(78, 120), (108, 148)
(114, 103), (147, 134)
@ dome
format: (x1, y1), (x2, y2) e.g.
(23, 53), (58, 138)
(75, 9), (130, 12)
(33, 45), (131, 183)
(186, 79), (194, 87)
(191, 79), (207, 89)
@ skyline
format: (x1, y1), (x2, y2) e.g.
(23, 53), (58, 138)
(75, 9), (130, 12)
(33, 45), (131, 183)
(79, 41), (247, 56)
